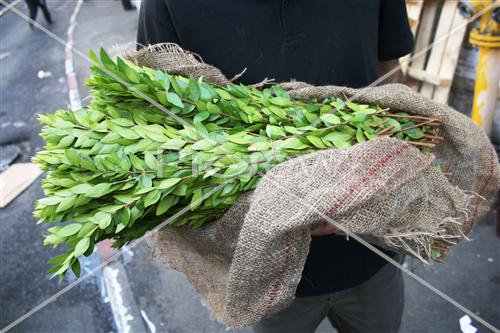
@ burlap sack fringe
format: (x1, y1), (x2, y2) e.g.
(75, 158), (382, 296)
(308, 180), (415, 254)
(124, 43), (500, 327)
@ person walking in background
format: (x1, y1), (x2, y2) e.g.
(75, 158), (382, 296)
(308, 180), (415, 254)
(121, 0), (136, 11)
(25, 0), (52, 29)
(137, 1), (413, 332)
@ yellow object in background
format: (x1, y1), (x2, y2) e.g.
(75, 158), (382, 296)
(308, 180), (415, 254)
(460, 0), (500, 136)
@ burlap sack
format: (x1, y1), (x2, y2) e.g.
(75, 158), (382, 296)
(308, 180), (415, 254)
(125, 44), (500, 327)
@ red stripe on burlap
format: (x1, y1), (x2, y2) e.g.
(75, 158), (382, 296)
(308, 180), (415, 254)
(263, 231), (291, 315)
(262, 143), (411, 315)
(325, 144), (411, 218)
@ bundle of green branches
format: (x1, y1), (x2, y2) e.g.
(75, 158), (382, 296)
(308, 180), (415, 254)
(33, 49), (443, 279)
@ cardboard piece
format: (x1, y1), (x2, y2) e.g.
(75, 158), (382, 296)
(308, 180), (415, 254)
(0, 163), (43, 208)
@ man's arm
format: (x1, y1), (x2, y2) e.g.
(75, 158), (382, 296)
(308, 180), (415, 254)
(378, 59), (405, 84)
(137, 0), (179, 48)
(376, 0), (414, 85)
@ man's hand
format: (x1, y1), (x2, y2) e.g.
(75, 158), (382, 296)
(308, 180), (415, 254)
(310, 221), (342, 236)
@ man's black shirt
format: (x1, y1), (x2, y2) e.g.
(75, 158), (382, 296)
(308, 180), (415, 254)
(137, 0), (414, 297)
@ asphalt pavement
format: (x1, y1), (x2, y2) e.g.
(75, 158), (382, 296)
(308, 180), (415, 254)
(1, 1), (499, 333)
(1, 1), (114, 332)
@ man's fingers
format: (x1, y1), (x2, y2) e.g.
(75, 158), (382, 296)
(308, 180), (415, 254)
(310, 222), (340, 236)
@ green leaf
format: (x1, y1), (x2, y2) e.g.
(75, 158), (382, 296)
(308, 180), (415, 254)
(364, 130), (377, 140)
(77, 222), (97, 238)
(386, 118), (401, 132)
(283, 126), (303, 135)
(167, 92), (184, 108)
(356, 128), (366, 143)
(228, 133), (253, 145)
(172, 184), (187, 196)
(306, 135), (326, 148)
(56, 195), (78, 213)
(224, 162), (248, 177)
(215, 88), (232, 100)
(87, 183), (112, 198)
(58, 136), (75, 148)
(161, 138), (186, 150)
(280, 137), (309, 150)
(248, 141), (271, 151)
(95, 211), (112, 229)
(158, 178), (182, 190)
(74, 238), (90, 257)
(193, 111), (210, 123)
(38, 196), (63, 206)
(117, 207), (131, 226)
(269, 96), (292, 107)
(144, 152), (158, 170)
(111, 118), (135, 127)
(115, 223), (126, 233)
(89, 49), (99, 64)
(145, 131), (168, 142)
(64, 149), (80, 165)
(170, 77), (183, 95)
(138, 174), (153, 188)
(84, 239), (95, 256)
(332, 140), (352, 149)
(136, 187), (156, 195)
(79, 154), (96, 170)
(156, 195), (178, 215)
(265, 125), (286, 139)
(44, 234), (65, 246)
(70, 184), (93, 194)
(99, 47), (115, 71)
(56, 223), (82, 237)
(351, 112), (368, 122)
(71, 259), (81, 277)
(190, 189), (203, 210)
(431, 248), (441, 260)
(123, 63), (141, 84)
(48, 253), (70, 266)
(192, 139), (216, 151)
(320, 105), (332, 114)
(203, 167), (221, 179)
(206, 102), (221, 115)
(404, 127), (425, 139)
(188, 77), (201, 101)
(324, 132), (352, 143)
(118, 127), (141, 140)
(156, 70), (170, 90)
(144, 189), (161, 207)
(129, 154), (145, 170)
(267, 105), (287, 119)
(320, 113), (342, 126)
(194, 122), (209, 138)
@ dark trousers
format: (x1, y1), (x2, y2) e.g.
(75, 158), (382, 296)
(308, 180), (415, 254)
(253, 257), (405, 333)
(25, 0), (52, 29)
